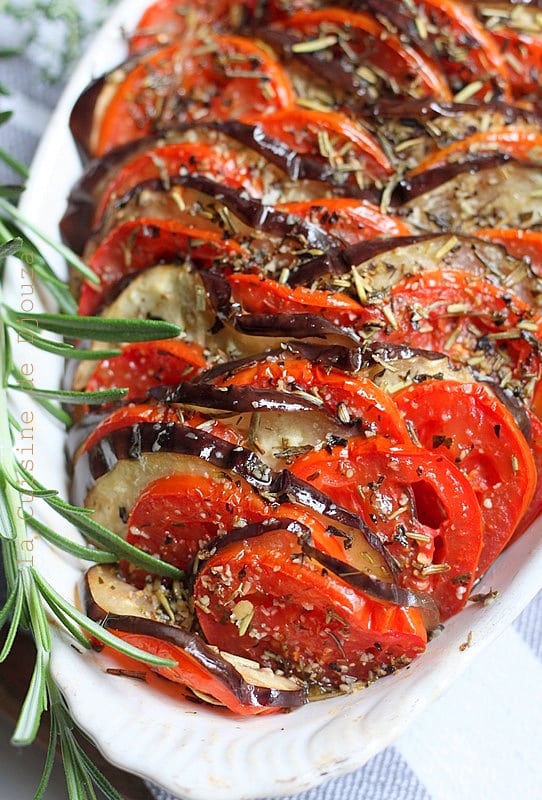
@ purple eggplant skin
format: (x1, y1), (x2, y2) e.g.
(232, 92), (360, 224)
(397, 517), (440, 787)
(197, 340), (533, 439)
(74, 420), (393, 569)
(358, 97), (542, 126)
(287, 234), (435, 286)
(61, 139), (148, 254)
(231, 311), (360, 344)
(89, 172), (334, 253)
(61, 120), (366, 255)
(194, 517), (440, 631)
(292, 231), (542, 307)
(69, 50), (158, 159)
(390, 153), (513, 206)
(82, 564), (307, 709)
(199, 341), (448, 384)
(147, 380), (343, 417)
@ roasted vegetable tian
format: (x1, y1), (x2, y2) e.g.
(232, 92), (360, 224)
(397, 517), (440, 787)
(65, 0), (542, 713)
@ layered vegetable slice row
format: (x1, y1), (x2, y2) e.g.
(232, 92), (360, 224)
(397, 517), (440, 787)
(66, 0), (542, 713)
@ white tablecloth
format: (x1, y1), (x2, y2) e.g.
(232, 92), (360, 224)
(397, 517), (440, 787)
(1, 4), (541, 799)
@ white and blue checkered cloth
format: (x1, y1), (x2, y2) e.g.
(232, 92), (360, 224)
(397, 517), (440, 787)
(1, 5), (541, 799)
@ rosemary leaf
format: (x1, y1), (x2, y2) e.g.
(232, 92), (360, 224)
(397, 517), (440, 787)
(0, 473), (18, 540)
(9, 369), (73, 425)
(5, 321), (121, 359)
(5, 307), (181, 342)
(0, 579), (18, 627)
(1, 538), (17, 590)
(50, 502), (184, 579)
(28, 516), (117, 564)
(74, 745), (125, 800)
(16, 464), (89, 511)
(11, 650), (48, 746)
(24, 568), (52, 652)
(0, 220), (77, 313)
(13, 472), (178, 579)
(8, 469), (58, 498)
(33, 709), (58, 800)
(31, 569), (178, 668)
(0, 147), (29, 178)
(0, 185), (24, 201)
(40, 597), (92, 652)
(0, 579), (23, 662)
(62, 732), (95, 800)
(9, 384), (128, 406)
(0, 236), (23, 260)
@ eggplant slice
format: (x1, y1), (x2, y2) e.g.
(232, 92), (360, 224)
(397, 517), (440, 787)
(83, 564), (306, 709)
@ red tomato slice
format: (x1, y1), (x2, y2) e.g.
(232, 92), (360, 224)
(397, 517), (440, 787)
(382, 0), (511, 101)
(96, 36), (294, 156)
(102, 635), (280, 715)
(228, 272), (381, 331)
(194, 528), (427, 686)
(79, 403), (181, 457)
(79, 403), (243, 457)
(290, 437), (484, 619)
(92, 142), (267, 232)
(511, 408), (542, 541)
(245, 107), (393, 185)
(212, 350), (411, 443)
(80, 218), (243, 316)
(488, 25), (542, 98)
(278, 8), (451, 102)
(275, 199), (411, 245)
(409, 127), (542, 176)
(393, 380), (537, 576)
(371, 269), (542, 416)
(129, 0), (254, 52)
(85, 339), (207, 403)
(475, 228), (542, 278)
(124, 472), (270, 574)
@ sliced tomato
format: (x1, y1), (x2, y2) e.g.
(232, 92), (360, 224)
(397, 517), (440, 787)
(475, 228), (542, 278)
(275, 199), (411, 245)
(393, 379), (537, 575)
(228, 272), (381, 331)
(409, 126), (542, 176)
(194, 527), (427, 686)
(79, 402), (243, 458)
(511, 408), (542, 540)
(290, 437), (484, 619)
(475, 3), (542, 98)
(370, 269), (542, 415)
(96, 36), (294, 156)
(101, 634), (281, 715)
(80, 218), (243, 316)
(78, 403), (181, 457)
(92, 142), (268, 232)
(212, 350), (411, 443)
(275, 502), (388, 570)
(85, 339), (207, 403)
(245, 107), (392, 186)
(129, 0), (254, 52)
(277, 8), (451, 102)
(374, 0), (511, 101)
(124, 471), (270, 576)
(492, 28), (542, 98)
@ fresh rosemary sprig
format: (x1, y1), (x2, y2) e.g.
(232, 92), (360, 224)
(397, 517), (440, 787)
(0, 134), (184, 798)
